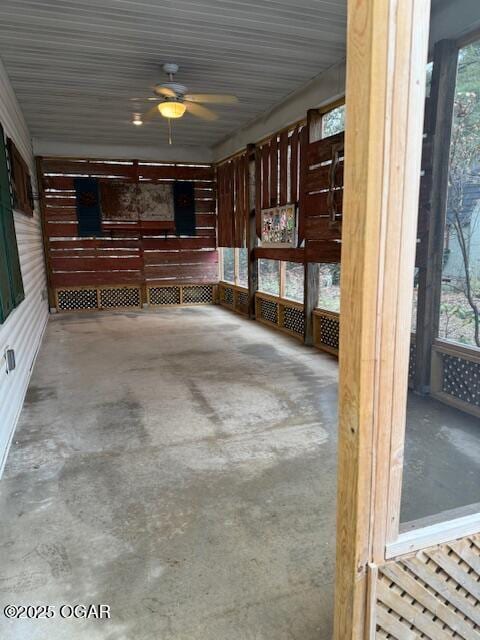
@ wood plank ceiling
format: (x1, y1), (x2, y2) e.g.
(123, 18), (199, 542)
(0, 0), (346, 150)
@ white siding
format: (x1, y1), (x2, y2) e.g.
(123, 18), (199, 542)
(0, 57), (48, 475)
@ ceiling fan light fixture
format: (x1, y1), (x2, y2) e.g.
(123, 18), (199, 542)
(158, 100), (186, 119)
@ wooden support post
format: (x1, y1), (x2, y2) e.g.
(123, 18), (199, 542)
(35, 156), (55, 310)
(304, 263), (319, 345)
(307, 107), (323, 143)
(303, 110), (322, 344)
(414, 40), (458, 394)
(334, 0), (430, 638)
(247, 143), (258, 318)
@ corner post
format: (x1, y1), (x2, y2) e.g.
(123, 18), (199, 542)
(414, 40), (459, 393)
(303, 109), (322, 344)
(247, 143), (258, 318)
(334, 0), (431, 638)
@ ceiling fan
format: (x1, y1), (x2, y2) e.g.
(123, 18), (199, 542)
(138, 63), (238, 125)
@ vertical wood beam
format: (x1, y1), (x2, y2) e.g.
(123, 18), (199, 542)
(303, 262), (319, 345)
(303, 109), (323, 344)
(414, 40), (458, 393)
(247, 144), (258, 318)
(334, 0), (431, 638)
(35, 156), (55, 310)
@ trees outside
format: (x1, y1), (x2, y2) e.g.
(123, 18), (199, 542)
(317, 264), (341, 312)
(284, 261), (304, 302)
(238, 249), (248, 287)
(322, 105), (345, 138)
(222, 248), (235, 283)
(258, 259), (280, 296)
(440, 41), (480, 347)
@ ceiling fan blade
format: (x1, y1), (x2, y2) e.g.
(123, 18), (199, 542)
(143, 104), (160, 122)
(154, 86), (176, 98)
(184, 93), (238, 104)
(185, 101), (218, 121)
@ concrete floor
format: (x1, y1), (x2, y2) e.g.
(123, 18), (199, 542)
(402, 393), (480, 523)
(0, 306), (478, 639)
(0, 307), (339, 640)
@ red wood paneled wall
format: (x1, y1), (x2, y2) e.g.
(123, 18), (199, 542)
(301, 130), (344, 263)
(217, 151), (248, 248)
(37, 157), (218, 291)
(253, 124), (305, 263)
(252, 122), (344, 264)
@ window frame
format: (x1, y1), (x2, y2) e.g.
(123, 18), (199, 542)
(0, 125), (25, 324)
(220, 247), (249, 289)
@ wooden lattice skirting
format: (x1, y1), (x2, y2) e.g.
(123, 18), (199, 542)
(431, 340), (480, 418)
(312, 308), (340, 355)
(254, 292), (305, 340)
(54, 284), (218, 312)
(218, 282), (249, 316)
(371, 533), (480, 639)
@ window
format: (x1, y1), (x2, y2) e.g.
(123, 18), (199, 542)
(322, 104), (345, 138)
(0, 126), (24, 323)
(284, 261), (304, 302)
(258, 259), (280, 296)
(317, 264), (341, 312)
(221, 247), (235, 283)
(220, 247), (248, 287)
(7, 138), (33, 216)
(238, 248), (248, 288)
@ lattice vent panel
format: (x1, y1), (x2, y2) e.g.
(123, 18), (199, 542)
(57, 288), (98, 311)
(149, 286), (181, 305)
(221, 286), (234, 306)
(319, 314), (340, 351)
(375, 534), (480, 639)
(183, 285), (214, 304)
(99, 287), (140, 309)
(442, 354), (480, 408)
(283, 306), (305, 336)
(259, 298), (278, 325)
(235, 290), (249, 315)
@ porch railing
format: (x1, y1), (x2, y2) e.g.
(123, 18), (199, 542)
(431, 338), (480, 418)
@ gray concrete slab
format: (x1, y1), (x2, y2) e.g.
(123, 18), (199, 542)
(402, 392), (480, 523)
(1, 306), (478, 639)
(0, 307), (339, 640)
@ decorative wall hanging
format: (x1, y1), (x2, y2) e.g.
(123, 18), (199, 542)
(260, 203), (297, 248)
(99, 181), (174, 221)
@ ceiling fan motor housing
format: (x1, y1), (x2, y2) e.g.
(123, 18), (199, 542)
(154, 82), (188, 98)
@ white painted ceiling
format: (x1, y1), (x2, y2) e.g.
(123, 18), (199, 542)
(0, 0), (347, 150)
